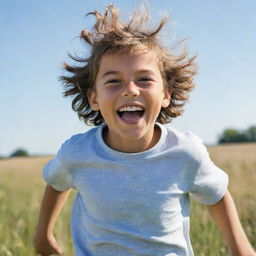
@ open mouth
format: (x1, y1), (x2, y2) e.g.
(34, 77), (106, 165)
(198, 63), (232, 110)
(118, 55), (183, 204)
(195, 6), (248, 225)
(117, 106), (145, 121)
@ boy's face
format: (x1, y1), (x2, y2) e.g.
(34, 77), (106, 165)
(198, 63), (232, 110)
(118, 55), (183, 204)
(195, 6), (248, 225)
(88, 49), (170, 152)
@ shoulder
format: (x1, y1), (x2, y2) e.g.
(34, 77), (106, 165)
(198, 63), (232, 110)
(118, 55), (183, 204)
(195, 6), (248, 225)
(165, 126), (208, 164)
(57, 126), (99, 162)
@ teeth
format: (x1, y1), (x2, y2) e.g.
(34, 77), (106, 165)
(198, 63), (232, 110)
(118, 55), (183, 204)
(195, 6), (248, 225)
(118, 106), (144, 112)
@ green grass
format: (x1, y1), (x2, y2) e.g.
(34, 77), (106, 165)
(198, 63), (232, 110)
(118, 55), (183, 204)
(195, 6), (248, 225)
(0, 143), (255, 255)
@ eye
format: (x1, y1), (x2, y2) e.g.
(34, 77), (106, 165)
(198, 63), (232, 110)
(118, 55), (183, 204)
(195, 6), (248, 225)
(105, 79), (121, 85)
(138, 77), (154, 82)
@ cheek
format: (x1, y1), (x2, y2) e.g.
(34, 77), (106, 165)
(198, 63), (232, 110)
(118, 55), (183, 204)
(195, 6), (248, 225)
(101, 88), (121, 102)
(148, 88), (165, 101)
(97, 91), (116, 110)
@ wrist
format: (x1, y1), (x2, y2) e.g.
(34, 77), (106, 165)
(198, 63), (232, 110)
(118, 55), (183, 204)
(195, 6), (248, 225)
(229, 244), (255, 256)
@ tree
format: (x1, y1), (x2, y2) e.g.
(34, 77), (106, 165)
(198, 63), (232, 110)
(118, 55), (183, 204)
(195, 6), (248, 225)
(218, 129), (248, 144)
(245, 126), (256, 142)
(10, 148), (29, 157)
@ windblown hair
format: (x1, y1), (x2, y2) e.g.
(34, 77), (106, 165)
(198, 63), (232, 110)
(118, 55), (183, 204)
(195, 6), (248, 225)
(60, 5), (197, 126)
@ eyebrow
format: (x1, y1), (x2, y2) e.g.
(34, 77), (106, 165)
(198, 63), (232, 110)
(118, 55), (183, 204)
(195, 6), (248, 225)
(136, 69), (155, 75)
(102, 69), (155, 78)
(102, 71), (120, 78)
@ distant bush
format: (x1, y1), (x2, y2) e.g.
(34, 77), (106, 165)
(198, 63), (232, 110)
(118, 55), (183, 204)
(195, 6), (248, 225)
(218, 125), (256, 144)
(245, 126), (256, 142)
(10, 149), (29, 158)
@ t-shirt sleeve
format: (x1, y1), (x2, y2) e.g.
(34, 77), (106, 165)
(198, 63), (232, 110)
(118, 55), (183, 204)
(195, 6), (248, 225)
(43, 146), (73, 191)
(184, 133), (229, 205)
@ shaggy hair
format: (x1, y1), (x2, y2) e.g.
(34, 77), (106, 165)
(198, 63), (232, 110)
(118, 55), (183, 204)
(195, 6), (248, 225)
(60, 5), (197, 126)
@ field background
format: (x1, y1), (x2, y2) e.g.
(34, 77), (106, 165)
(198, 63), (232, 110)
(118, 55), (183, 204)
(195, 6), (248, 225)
(0, 143), (255, 256)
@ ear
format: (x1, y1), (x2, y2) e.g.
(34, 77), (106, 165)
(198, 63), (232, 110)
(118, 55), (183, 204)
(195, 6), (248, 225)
(161, 89), (171, 108)
(87, 88), (100, 111)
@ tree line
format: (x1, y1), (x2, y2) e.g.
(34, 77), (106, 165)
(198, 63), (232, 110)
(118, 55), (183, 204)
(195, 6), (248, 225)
(218, 125), (256, 144)
(0, 149), (29, 159)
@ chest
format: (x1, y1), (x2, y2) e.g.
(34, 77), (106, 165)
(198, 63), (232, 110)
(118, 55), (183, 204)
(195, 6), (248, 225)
(71, 159), (188, 227)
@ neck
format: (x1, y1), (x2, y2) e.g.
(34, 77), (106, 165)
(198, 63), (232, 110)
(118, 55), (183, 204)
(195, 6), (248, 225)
(103, 125), (161, 153)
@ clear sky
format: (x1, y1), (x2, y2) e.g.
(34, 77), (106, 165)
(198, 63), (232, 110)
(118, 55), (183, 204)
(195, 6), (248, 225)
(1, 0), (255, 156)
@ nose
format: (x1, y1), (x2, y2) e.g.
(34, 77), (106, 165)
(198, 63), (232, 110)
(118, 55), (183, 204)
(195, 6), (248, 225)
(121, 81), (140, 97)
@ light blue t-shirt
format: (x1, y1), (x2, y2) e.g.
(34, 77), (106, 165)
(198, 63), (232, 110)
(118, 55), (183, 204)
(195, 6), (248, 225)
(43, 123), (228, 256)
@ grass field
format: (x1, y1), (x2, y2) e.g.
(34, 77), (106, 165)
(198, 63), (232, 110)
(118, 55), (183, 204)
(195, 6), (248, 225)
(0, 143), (255, 255)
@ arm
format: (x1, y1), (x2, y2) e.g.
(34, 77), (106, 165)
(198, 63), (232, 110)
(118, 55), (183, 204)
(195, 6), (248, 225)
(207, 190), (255, 256)
(34, 185), (72, 255)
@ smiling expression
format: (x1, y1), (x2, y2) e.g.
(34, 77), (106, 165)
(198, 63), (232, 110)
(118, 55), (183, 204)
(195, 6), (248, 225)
(88, 48), (170, 153)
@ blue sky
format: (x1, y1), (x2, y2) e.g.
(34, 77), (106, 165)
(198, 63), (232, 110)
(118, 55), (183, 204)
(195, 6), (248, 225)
(1, 0), (255, 156)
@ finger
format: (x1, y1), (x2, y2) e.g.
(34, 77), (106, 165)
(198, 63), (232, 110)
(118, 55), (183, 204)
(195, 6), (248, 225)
(55, 246), (64, 255)
(50, 240), (63, 255)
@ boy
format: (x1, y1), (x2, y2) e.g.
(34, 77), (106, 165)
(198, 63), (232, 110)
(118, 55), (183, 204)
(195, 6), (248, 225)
(34, 5), (255, 256)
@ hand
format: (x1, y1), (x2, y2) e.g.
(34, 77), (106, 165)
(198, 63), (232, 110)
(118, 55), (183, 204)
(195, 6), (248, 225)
(245, 251), (256, 256)
(34, 233), (63, 255)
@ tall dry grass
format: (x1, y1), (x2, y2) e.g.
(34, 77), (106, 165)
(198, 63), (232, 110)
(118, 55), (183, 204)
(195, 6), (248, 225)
(190, 143), (256, 255)
(0, 143), (255, 255)
(0, 156), (74, 255)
